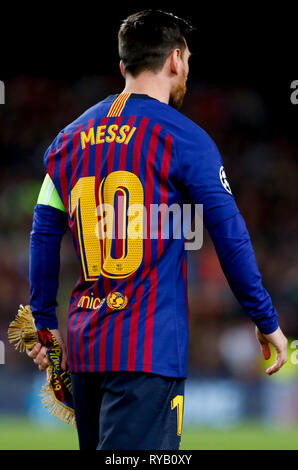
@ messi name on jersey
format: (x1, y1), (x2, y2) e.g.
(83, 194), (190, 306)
(80, 124), (137, 149)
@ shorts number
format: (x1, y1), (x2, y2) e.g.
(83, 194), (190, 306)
(171, 395), (184, 436)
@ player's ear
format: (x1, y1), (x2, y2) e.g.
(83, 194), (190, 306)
(120, 60), (126, 79)
(169, 49), (181, 75)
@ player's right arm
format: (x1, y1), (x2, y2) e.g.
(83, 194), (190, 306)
(27, 173), (68, 371)
(177, 125), (288, 374)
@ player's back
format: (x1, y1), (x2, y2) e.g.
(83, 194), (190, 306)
(44, 92), (236, 377)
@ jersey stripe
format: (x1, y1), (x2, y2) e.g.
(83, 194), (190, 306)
(107, 93), (131, 117)
(68, 120), (93, 371)
(67, 126), (84, 371)
(70, 125), (83, 191)
(59, 132), (71, 210)
(98, 117), (122, 371)
(92, 116), (112, 371)
(112, 93), (129, 117)
(124, 117), (150, 371)
(46, 145), (59, 199)
(68, 289), (81, 371)
(158, 133), (173, 252)
(77, 297), (95, 372)
(88, 116), (109, 371)
(126, 123), (162, 371)
(76, 119), (95, 372)
(141, 123), (162, 371)
(82, 119), (95, 177)
(182, 254), (189, 321)
(111, 115), (137, 371)
(149, 133), (174, 372)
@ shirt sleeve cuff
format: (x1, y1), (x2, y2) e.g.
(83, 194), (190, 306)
(31, 312), (59, 331)
(253, 314), (279, 335)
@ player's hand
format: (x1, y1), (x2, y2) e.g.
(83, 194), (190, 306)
(26, 342), (50, 371)
(255, 325), (288, 375)
(26, 329), (67, 371)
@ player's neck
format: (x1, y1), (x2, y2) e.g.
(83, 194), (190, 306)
(122, 72), (170, 105)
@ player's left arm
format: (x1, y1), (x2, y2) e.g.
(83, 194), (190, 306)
(177, 127), (288, 374)
(208, 212), (288, 375)
(28, 174), (68, 370)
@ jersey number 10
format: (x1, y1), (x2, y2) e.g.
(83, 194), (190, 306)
(70, 171), (144, 281)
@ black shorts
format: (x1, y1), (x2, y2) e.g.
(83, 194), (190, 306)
(71, 371), (185, 450)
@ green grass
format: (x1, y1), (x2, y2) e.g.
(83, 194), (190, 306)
(0, 417), (79, 450)
(180, 424), (298, 450)
(0, 417), (298, 450)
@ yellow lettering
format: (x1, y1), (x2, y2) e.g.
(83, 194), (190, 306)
(93, 298), (102, 309)
(124, 126), (137, 145)
(105, 124), (118, 143)
(96, 125), (107, 144)
(77, 294), (103, 309)
(81, 125), (138, 148)
(116, 125), (130, 143)
(80, 128), (95, 150)
(78, 295), (90, 308)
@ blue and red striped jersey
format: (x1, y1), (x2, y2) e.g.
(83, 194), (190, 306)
(32, 92), (278, 377)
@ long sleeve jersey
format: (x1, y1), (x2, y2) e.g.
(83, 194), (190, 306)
(30, 93), (278, 376)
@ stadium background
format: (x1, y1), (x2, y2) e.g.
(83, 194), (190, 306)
(0, 3), (297, 449)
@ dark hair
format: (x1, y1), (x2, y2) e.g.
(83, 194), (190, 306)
(118, 10), (194, 77)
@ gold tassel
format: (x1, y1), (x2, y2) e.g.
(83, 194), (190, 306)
(39, 367), (76, 427)
(8, 305), (76, 427)
(8, 304), (39, 352)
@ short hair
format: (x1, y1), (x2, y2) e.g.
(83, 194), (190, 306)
(118, 10), (194, 77)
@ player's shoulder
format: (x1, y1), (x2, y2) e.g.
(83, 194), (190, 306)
(46, 94), (217, 155)
(147, 99), (217, 153)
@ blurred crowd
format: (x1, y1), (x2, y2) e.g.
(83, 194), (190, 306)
(1, 73), (298, 385)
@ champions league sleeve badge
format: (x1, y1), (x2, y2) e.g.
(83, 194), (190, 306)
(219, 166), (232, 194)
